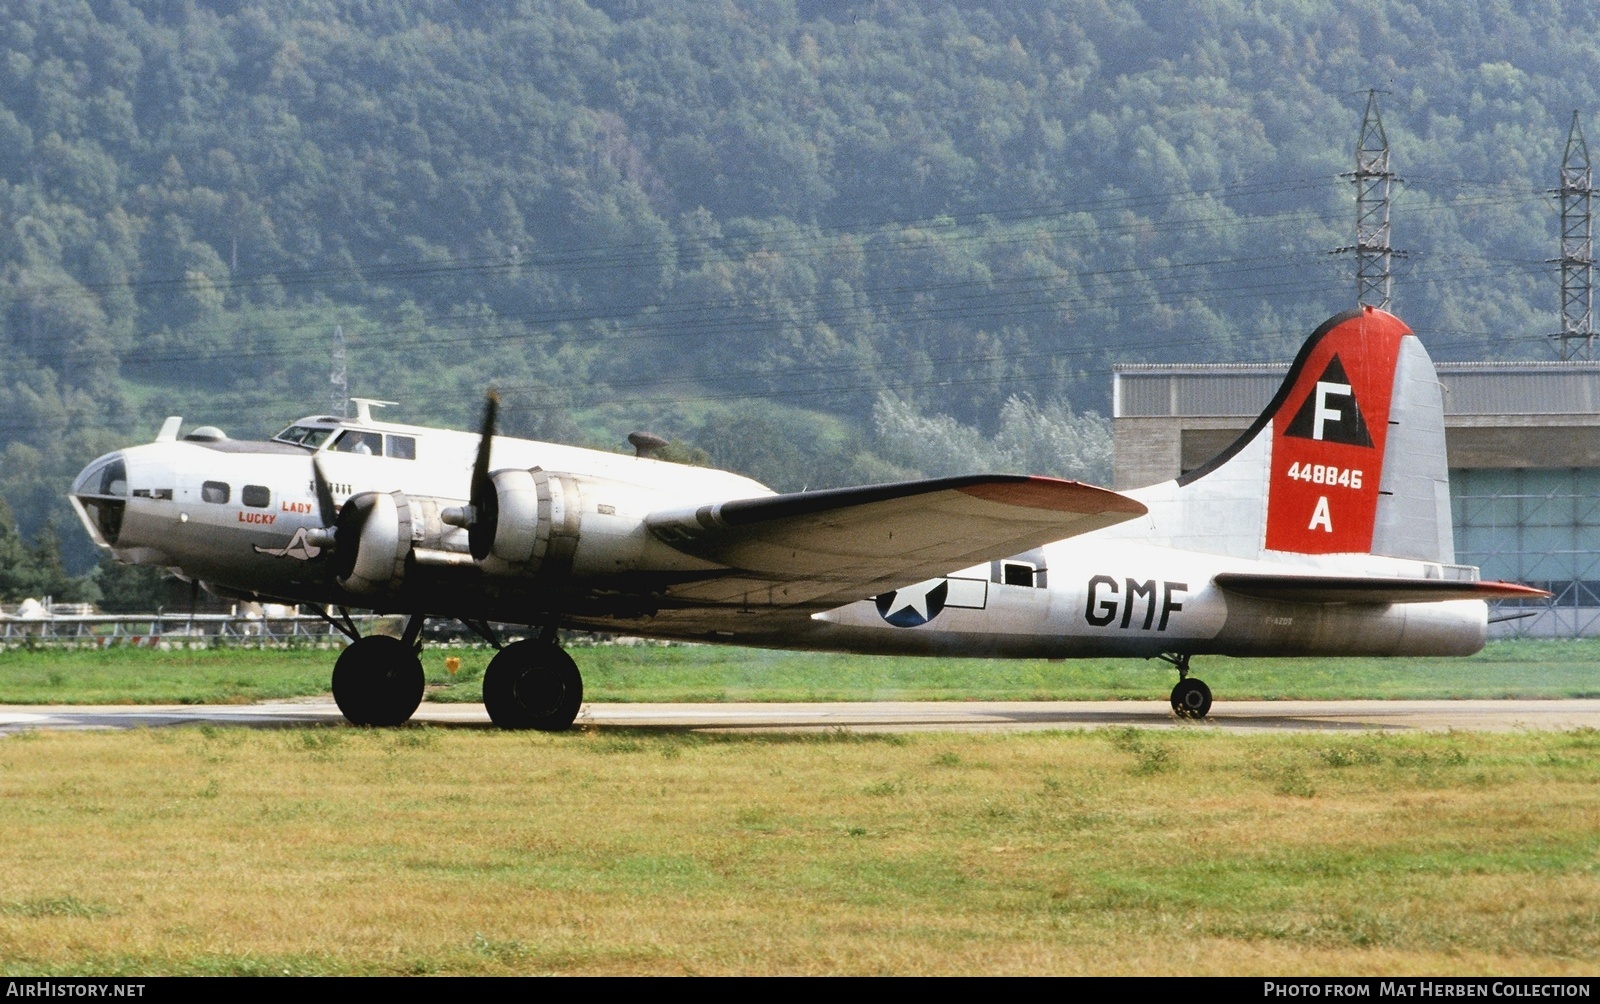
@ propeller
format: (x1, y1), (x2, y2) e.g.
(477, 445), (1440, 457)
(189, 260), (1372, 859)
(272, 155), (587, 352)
(311, 455), (338, 527)
(302, 455), (340, 553)
(328, 492), (373, 583)
(467, 390), (499, 561)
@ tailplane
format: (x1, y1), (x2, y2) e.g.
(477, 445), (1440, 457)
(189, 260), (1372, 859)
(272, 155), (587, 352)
(1125, 306), (1454, 564)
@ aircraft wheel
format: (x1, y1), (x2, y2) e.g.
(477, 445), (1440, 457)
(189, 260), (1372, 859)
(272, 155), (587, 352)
(483, 640), (584, 731)
(1170, 677), (1213, 720)
(332, 635), (425, 727)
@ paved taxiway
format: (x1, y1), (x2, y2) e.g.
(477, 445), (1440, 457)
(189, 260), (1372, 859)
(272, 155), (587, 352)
(2, 698), (1600, 736)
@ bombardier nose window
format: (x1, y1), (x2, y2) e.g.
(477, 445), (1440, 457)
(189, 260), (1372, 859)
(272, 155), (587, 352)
(92, 459), (127, 498)
(73, 457), (128, 545)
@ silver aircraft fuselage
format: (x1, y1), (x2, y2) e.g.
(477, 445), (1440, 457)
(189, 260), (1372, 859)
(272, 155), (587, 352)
(69, 411), (1489, 662)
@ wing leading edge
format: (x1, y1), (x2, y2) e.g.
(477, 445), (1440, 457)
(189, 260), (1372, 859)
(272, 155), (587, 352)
(647, 474), (1146, 610)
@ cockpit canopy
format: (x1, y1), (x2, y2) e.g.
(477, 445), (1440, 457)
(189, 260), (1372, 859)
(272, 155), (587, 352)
(272, 422), (416, 460)
(272, 423), (338, 449)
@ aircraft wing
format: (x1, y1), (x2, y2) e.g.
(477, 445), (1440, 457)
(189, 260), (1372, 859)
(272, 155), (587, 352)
(1213, 572), (1550, 604)
(647, 474), (1146, 609)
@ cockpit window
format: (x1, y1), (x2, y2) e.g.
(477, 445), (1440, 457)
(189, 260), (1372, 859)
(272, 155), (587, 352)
(385, 435), (416, 460)
(273, 425), (335, 449)
(331, 430), (383, 455)
(202, 481), (230, 504)
(242, 485), (271, 508)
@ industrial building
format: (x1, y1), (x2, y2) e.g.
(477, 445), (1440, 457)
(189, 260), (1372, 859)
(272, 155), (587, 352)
(1111, 360), (1600, 636)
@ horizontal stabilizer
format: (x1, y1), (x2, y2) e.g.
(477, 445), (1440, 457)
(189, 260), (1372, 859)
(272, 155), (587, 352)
(1214, 572), (1550, 605)
(650, 475), (1145, 609)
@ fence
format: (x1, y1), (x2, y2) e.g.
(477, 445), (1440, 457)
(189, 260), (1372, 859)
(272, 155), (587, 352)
(0, 612), (378, 648)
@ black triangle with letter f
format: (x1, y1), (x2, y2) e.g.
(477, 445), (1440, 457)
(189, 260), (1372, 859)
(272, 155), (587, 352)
(1283, 355), (1373, 447)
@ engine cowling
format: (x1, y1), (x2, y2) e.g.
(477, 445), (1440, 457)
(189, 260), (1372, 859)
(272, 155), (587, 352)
(470, 468), (583, 580)
(330, 491), (471, 595)
(331, 492), (408, 594)
(330, 468), (710, 597)
(465, 467), (711, 586)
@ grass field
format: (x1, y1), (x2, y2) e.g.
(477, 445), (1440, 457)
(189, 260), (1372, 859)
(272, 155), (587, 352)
(0, 637), (1597, 706)
(0, 725), (1597, 975)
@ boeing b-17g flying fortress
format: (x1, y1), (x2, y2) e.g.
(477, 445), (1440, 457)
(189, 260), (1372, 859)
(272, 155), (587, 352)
(68, 307), (1545, 731)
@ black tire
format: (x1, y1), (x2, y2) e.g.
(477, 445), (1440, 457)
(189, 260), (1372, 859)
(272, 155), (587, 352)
(332, 635), (425, 726)
(483, 640), (583, 731)
(1170, 677), (1213, 720)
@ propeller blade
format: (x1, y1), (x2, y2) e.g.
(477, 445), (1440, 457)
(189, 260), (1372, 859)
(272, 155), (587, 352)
(329, 493), (371, 583)
(311, 456), (338, 527)
(471, 390), (499, 503)
(468, 391), (499, 561)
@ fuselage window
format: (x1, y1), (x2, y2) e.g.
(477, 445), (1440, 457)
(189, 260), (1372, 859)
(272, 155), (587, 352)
(1003, 563), (1036, 588)
(386, 435), (416, 460)
(202, 481), (230, 504)
(242, 485), (271, 508)
(331, 430), (382, 455)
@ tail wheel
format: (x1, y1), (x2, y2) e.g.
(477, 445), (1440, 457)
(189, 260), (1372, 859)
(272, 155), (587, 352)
(483, 639), (583, 731)
(332, 634), (424, 726)
(1170, 678), (1213, 720)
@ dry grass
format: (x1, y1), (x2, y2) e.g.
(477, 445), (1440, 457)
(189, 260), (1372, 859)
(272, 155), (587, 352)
(1, 724), (1599, 975)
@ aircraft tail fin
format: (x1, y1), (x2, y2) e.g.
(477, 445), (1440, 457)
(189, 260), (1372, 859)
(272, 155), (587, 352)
(1126, 306), (1455, 564)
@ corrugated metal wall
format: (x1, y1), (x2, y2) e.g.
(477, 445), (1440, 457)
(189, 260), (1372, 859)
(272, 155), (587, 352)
(1454, 468), (1600, 638)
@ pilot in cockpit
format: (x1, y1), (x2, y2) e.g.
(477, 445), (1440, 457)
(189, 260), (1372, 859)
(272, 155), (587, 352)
(331, 431), (382, 455)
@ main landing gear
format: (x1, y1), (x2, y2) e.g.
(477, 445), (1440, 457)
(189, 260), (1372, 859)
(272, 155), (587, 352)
(1161, 653), (1212, 720)
(315, 609), (584, 731)
(482, 637), (584, 732)
(330, 614), (426, 727)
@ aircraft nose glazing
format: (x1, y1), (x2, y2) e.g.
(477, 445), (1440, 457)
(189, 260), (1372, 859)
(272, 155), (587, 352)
(70, 452), (129, 546)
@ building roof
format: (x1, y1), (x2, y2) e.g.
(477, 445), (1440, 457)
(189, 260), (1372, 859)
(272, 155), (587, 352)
(1113, 360), (1600, 418)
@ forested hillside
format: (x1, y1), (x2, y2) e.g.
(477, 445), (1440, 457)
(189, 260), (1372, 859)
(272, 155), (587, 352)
(2, 0), (1597, 579)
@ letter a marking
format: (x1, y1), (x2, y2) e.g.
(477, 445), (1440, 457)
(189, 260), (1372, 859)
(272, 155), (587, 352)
(1309, 495), (1333, 532)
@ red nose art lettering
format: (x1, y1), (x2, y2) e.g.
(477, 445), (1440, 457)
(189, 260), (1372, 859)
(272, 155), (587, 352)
(238, 511), (277, 525)
(280, 500), (313, 514)
(1265, 311), (1406, 554)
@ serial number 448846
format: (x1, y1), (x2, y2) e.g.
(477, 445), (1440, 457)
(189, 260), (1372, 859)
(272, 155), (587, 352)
(1286, 462), (1362, 489)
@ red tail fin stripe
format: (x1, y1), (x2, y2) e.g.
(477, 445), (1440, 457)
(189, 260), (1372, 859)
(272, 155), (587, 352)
(1265, 308), (1410, 554)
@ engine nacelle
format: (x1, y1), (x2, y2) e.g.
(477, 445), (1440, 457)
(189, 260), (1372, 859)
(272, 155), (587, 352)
(469, 467), (703, 584)
(472, 468), (582, 579)
(334, 491), (406, 594)
(332, 491), (470, 595)
(332, 469), (708, 597)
